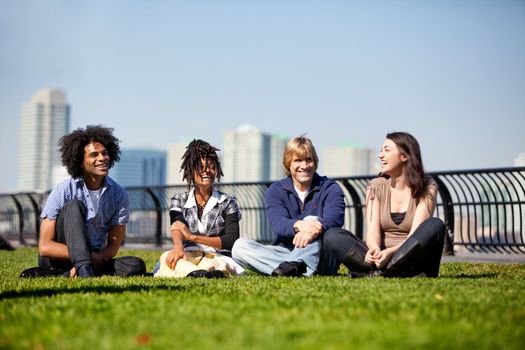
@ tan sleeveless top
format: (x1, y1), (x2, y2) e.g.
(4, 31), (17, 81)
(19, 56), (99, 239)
(367, 177), (437, 248)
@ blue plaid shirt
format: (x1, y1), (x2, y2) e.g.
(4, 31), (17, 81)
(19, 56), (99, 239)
(40, 176), (129, 250)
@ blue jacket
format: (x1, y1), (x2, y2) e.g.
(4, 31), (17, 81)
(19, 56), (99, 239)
(265, 173), (345, 246)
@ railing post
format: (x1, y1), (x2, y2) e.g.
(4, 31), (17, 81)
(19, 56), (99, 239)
(339, 181), (364, 240)
(432, 176), (455, 255)
(27, 193), (41, 242)
(145, 188), (163, 246)
(9, 195), (25, 246)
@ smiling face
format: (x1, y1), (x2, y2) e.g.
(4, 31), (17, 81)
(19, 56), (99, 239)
(81, 141), (110, 180)
(289, 153), (315, 191)
(193, 157), (217, 190)
(378, 138), (408, 176)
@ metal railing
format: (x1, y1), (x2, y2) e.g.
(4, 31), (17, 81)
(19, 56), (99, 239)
(1, 167), (524, 254)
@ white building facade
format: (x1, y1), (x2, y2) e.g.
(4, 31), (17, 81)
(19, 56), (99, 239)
(222, 125), (288, 183)
(19, 89), (70, 192)
(166, 141), (191, 185)
(321, 142), (377, 177)
(515, 152), (525, 167)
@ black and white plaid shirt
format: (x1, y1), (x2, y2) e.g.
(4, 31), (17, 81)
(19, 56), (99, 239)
(169, 188), (240, 238)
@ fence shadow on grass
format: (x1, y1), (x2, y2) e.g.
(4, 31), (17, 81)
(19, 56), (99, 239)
(439, 273), (498, 278)
(0, 283), (185, 300)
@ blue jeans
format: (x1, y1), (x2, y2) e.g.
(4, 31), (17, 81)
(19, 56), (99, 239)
(231, 216), (339, 276)
(231, 238), (321, 276)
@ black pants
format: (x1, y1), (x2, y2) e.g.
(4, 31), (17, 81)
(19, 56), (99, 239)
(323, 218), (446, 277)
(38, 199), (146, 277)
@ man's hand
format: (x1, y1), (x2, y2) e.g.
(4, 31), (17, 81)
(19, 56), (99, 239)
(165, 247), (185, 270)
(292, 232), (314, 248)
(171, 221), (194, 241)
(91, 252), (107, 269)
(69, 266), (77, 278)
(294, 220), (323, 237)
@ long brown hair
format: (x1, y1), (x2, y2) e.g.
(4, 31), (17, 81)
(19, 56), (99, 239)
(384, 132), (430, 202)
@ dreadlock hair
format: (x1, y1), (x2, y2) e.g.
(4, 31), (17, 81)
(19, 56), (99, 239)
(180, 139), (223, 189)
(383, 131), (431, 203)
(59, 125), (121, 178)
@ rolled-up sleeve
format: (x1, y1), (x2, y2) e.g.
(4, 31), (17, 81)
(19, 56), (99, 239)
(111, 191), (129, 226)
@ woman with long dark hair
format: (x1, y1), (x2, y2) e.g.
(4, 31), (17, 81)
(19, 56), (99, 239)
(324, 132), (446, 277)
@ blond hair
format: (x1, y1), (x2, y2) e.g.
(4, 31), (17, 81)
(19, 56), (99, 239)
(283, 136), (319, 176)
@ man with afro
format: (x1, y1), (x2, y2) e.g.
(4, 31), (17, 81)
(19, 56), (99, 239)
(27, 125), (145, 278)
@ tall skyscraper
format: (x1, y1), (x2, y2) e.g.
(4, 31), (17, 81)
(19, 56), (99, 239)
(19, 89), (70, 192)
(222, 125), (288, 183)
(321, 142), (377, 177)
(111, 149), (166, 187)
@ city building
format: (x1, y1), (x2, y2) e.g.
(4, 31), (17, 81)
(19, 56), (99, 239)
(321, 142), (377, 177)
(166, 139), (194, 185)
(19, 89), (70, 192)
(269, 132), (289, 180)
(111, 149), (166, 187)
(515, 152), (525, 167)
(222, 125), (288, 183)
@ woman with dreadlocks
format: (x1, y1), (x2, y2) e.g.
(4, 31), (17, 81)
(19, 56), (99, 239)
(154, 139), (243, 278)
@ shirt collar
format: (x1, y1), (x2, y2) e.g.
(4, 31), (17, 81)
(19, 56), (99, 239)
(184, 187), (227, 209)
(74, 176), (110, 192)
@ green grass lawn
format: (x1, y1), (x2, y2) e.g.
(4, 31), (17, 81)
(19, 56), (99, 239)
(1, 248), (524, 350)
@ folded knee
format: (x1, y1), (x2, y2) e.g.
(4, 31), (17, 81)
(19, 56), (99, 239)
(63, 198), (86, 212)
(231, 238), (251, 259)
(323, 228), (343, 250)
(427, 218), (447, 238)
(115, 256), (146, 276)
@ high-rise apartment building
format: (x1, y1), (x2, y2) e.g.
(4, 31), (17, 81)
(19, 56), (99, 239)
(321, 142), (377, 177)
(111, 149), (166, 187)
(19, 89), (70, 192)
(222, 125), (288, 183)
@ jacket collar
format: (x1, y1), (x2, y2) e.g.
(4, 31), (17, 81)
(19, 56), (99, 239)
(282, 173), (323, 194)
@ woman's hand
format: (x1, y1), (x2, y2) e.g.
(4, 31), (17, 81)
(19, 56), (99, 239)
(165, 247), (185, 270)
(374, 248), (395, 269)
(171, 221), (194, 241)
(364, 246), (380, 264)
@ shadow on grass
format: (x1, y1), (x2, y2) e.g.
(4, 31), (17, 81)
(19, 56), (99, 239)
(0, 284), (185, 300)
(439, 273), (498, 278)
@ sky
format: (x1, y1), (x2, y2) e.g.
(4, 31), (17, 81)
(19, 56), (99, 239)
(1, 0), (524, 192)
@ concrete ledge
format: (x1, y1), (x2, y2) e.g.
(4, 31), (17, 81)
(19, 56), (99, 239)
(442, 253), (525, 264)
